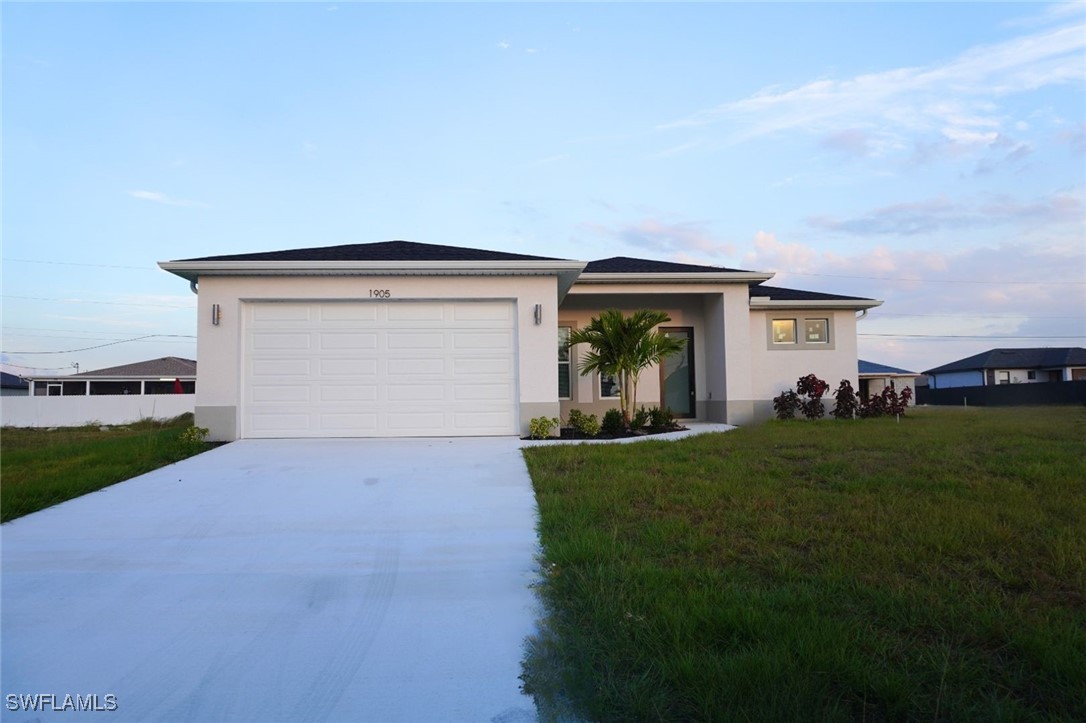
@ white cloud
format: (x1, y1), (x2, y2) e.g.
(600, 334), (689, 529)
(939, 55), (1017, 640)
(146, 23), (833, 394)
(497, 41), (510, 50)
(658, 18), (1085, 154)
(127, 190), (210, 208)
(584, 218), (735, 259)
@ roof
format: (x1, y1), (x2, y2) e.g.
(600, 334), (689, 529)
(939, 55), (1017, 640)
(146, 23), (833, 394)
(583, 256), (752, 274)
(924, 347), (1086, 375)
(177, 240), (563, 263)
(749, 284), (874, 303)
(1, 371), (28, 388)
(859, 360), (918, 376)
(71, 357), (197, 378)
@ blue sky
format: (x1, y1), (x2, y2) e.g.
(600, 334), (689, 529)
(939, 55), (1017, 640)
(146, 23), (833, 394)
(3, 2), (1084, 377)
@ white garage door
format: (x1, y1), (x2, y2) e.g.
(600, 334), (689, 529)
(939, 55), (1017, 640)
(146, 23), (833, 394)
(242, 301), (518, 438)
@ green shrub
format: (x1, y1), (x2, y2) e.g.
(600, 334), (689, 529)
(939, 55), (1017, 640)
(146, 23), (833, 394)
(566, 409), (601, 438)
(178, 425), (209, 447)
(601, 408), (625, 436)
(529, 416), (561, 439)
(648, 405), (675, 429)
(631, 406), (651, 430)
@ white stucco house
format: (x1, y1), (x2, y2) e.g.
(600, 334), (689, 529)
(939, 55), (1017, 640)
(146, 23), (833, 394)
(159, 241), (881, 441)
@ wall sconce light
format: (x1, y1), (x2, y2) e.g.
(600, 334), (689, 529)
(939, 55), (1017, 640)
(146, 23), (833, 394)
(534, 304), (542, 325)
(211, 303), (221, 326)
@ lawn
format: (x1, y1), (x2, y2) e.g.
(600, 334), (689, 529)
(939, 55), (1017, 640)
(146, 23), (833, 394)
(521, 406), (1086, 722)
(1, 414), (215, 522)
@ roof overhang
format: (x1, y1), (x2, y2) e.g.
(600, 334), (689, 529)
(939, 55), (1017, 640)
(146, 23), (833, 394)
(750, 298), (883, 310)
(158, 260), (588, 298)
(26, 374), (197, 382)
(576, 271), (774, 285)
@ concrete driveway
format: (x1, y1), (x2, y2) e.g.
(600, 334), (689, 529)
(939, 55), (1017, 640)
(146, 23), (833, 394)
(1, 438), (541, 722)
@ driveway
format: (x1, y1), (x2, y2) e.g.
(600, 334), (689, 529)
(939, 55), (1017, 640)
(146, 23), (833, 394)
(1, 438), (540, 722)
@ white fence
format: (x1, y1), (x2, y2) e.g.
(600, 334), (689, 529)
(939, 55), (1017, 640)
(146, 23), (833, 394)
(1, 396), (195, 428)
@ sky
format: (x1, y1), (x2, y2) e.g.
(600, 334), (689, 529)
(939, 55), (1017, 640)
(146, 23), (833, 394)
(3, 1), (1084, 378)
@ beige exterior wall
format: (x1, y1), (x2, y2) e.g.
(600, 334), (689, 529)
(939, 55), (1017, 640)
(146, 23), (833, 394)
(194, 274), (560, 440)
(749, 309), (860, 411)
(860, 375), (919, 405)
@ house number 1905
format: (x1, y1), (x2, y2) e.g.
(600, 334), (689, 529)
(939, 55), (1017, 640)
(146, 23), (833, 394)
(369, 289), (391, 298)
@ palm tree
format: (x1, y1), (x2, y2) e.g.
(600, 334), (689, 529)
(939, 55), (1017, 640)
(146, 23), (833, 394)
(567, 309), (687, 427)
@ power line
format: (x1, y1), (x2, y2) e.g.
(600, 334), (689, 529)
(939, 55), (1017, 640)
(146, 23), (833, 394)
(2, 334), (197, 355)
(859, 333), (1085, 339)
(779, 271), (1086, 286)
(2, 332), (195, 344)
(2, 258), (158, 271)
(2, 295), (192, 309)
(0, 362), (74, 372)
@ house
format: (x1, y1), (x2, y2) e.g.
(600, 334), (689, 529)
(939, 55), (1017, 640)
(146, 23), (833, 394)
(924, 348), (1086, 388)
(26, 357), (197, 396)
(1, 371), (29, 397)
(858, 360), (922, 404)
(159, 240), (881, 441)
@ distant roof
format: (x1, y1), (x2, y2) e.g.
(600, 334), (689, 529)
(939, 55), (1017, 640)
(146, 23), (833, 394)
(177, 240), (563, 263)
(1, 371), (28, 388)
(859, 360), (918, 376)
(924, 347), (1086, 375)
(583, 256), (752, 274)
(749, 284), (874, 302)
(73, 357), (197, 378)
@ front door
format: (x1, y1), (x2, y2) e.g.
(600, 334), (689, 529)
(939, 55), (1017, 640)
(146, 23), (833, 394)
(660, 327), (695, 418)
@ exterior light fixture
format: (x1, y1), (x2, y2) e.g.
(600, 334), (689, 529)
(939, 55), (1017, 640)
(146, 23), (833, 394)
(534, 304), (542, 325)
(211, 303), (221, 326)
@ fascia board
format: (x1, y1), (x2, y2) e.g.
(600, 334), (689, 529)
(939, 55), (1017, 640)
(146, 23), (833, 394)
(576, 272), (774, 284)
(750, 298), (883, 310)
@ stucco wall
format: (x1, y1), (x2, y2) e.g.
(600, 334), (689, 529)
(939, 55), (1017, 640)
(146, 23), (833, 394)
(193, 274), (560, 440)
(749, 309), (860, 406)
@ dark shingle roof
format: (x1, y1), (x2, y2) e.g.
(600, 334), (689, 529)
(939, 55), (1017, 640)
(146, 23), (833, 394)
(924, 347), (1086, 375)
(74, 357), (197, 378)
(583, 256), (752, 274)
(859, 360), (917, 376)
(749, 284), (873, 302)
(179, 240), (564, 263)
(1, 371), (28, 388)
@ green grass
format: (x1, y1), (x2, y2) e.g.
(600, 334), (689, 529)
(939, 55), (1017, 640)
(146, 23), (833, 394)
(522, 406), (1086, 722)
(1, 414), (215, 522)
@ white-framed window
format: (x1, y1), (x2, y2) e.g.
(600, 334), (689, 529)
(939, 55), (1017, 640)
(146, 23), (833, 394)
(804, 318), (829, 344)
(599, 372), (621, 399)
(772, 319), (797, 344)
(1027, 370), (1036, 380)
(997, 371), (1010, 385)
(558, 326), (572, 400)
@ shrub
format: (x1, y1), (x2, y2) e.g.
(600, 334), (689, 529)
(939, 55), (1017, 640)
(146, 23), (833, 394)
(529, 416), (561, 439)
(773, 390), (800, 420)
(601, 408), (626, 436)
(631, 406), (651, 430)
(648, 406), (676, 430)
(566, 409), (601, 438)
(831, 380), (859, 420)
(178, 425), (209, 448)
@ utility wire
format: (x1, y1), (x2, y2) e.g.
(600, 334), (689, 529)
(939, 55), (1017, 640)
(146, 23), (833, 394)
(2, 334), (197, 354)
(0, 362), (75, 371)
(2, 258), (159, 271)
(2, 295), (192, 309)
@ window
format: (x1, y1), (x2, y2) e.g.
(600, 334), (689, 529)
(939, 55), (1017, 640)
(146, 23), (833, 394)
(1027, 370), (1036, 380)
(997, 371), (1010, 385)
(804, 318), (829, 343)
(599, 372), (621, 398)
(772, 319), (796, 344)
(558, 327), (571, 399)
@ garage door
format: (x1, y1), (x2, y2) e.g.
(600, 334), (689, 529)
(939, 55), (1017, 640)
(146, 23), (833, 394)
(242, 301), (518, 438)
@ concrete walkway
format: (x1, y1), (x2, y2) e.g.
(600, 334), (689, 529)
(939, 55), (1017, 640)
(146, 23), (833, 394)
(1, 439), (540, 723)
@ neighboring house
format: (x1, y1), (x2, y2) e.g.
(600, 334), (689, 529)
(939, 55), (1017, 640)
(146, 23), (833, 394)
(924, 348), (1086, 389)
(27, 357), (197, 396)
(1, 371), (29, 397)
(159, 240), (881, 441)
(858, 360), (922, 404)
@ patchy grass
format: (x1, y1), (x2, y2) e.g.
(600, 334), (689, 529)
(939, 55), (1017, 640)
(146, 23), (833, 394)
(522, 406), (1086, 722)
(1, 414), (215, 522)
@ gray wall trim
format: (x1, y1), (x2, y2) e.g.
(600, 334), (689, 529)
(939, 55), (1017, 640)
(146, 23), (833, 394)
(197, 405), (237, 442)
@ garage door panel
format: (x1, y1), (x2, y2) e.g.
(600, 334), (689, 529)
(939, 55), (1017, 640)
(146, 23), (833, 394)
(244, 301), (518, 438)
(319, 332), (377, 349)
